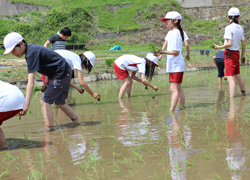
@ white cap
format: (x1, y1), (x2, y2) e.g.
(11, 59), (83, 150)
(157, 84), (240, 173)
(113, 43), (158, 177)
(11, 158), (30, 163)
(3, 32), (24, 55)
(83, 51), (96, 67)
(161, 11), (182, 22)
(146, 53), (158, 66)
(228, 7), (240, 16)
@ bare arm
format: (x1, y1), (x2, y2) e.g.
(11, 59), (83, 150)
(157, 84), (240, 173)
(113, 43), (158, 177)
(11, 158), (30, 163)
(19, 73), (35, 115)
(158, 40), (168, 60)
(70, 81), (84, 94)
(44, 40), (51, 48)
(160, 50), (180, 56)
(77, 70), (100, 99)
(184, 40), (190, 60)
(241, 40), (246, 64)
(214, 39), (232, 49)
(213, 56), (217, 66)
(131, 72), (158, 91)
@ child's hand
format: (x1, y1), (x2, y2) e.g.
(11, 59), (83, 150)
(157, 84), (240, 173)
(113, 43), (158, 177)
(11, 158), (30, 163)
(93, 93), (100, 99)
(41, 84), (47, 93)
(78, 89), (85, 94)
(185, 55), (190, 61)
(213, 43), (219, 49)
(153, 86), (158, 91)
(241, 57), (246, 64)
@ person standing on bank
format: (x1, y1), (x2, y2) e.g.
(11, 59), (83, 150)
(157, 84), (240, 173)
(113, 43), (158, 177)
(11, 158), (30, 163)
(44, 27), (71, 50)
(113, 53), (158, 99)
(213, 7), (246, 98)
(158, 11), (189, 111)
(3, 32), (81, 131)
(43, 27), (72, 84)
(0, 81), (25, 149)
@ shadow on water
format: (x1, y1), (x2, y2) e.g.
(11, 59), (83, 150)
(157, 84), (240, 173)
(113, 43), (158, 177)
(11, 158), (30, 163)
(185, 102), (215, 109)
(4, 138), (53, 150)
(32, 121), (102, 133)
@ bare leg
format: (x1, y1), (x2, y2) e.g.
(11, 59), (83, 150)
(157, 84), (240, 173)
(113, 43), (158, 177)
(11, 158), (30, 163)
(178, 84), (185, 109)
(0, 128), (8, 149)
(218, 77), (222, 91)
(126, 76), (133, 98)
(118, 78), (132, 99)
(56, 104), (80, 125)
(170, 82), (179, 111)
(235, 74), (245, 96)
(41, 100), (54, 128)
(227, 76), (237, 98)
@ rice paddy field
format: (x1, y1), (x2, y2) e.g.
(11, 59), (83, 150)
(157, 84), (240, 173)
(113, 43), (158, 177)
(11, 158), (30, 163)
(1, 65), (250, 180)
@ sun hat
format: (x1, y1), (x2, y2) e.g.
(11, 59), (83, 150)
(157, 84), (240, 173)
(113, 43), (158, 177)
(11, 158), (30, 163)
(146, 53), (158, 66)
(161, 11), (182, 22)
(83, 51), (96, 67)
(3, 32), (24, 55)
(228, 7), (240, 16)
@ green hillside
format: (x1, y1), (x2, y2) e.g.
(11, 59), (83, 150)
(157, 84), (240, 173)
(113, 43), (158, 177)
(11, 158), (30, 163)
(1, 0), (250, 51)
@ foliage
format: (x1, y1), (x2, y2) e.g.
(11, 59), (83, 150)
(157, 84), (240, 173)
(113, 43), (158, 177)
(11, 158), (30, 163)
(0, 19), (15, 41)
(2, 7), (93, 45)
(105, 58), (116, 67)
(2, 0), (250, 47)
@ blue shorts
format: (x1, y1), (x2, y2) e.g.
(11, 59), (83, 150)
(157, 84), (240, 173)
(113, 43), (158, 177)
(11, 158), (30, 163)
(41, 71), (72, 105)
(215, 58), (224, 78)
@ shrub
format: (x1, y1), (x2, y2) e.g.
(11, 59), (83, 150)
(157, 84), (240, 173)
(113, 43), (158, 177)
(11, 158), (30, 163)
(105, 58), (116, 67)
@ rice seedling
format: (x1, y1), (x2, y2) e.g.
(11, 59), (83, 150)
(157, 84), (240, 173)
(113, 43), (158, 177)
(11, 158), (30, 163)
(27, 169), (44, 180)
(48, 159), (67, 175)
(130, 147), (144, 163)
(200, 151), (215, 161)
(0, 169), (9, 178)
(184, 159), (196, 167)
(4, 153), (16, 161)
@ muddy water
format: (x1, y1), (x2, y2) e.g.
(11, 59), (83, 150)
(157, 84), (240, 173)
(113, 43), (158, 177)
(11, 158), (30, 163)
(1, 71), (250, 180)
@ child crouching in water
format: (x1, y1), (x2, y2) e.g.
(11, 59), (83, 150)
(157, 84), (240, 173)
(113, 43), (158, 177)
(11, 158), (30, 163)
(113, 53), (158, 99)
(158, 11), (190, 111)
(54, 50), (100, 99)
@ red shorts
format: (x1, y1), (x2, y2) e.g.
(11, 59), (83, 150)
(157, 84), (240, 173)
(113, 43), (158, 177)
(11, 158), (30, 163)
(169, 72), (184, 83)
(0, 109), (22, 126)
(224, 49), (240, 76)
(113, 62), (128, 80)
(42, 74), (46, 83)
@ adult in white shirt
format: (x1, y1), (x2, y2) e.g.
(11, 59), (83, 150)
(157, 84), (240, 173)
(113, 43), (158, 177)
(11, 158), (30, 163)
(55, 50), (100, 99)
(113, 53), (158, 99)
(214, 7), (246, 98)
(0, 81), (25, 149)
(158, 11), (190, 111)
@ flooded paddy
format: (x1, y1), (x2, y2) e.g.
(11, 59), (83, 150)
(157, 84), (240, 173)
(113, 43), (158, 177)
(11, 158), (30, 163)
(1, 66), (250, 180)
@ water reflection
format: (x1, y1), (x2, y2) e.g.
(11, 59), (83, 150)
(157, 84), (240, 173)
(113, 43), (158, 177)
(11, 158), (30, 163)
(215, 90), (229, 118)
(226, 97), (248, 180)
(166, 111), (192, 180)
(116, 99), (159, 146)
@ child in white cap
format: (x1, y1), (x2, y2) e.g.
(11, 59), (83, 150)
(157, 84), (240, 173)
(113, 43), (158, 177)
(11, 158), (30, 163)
(113, 53), (158, 99)
(0, 81), (25, 149)
(158, 11), (190, 111)
(3, 32), (81, 131)
(213, 7), (246, 98)
(54, 49), (100, 99)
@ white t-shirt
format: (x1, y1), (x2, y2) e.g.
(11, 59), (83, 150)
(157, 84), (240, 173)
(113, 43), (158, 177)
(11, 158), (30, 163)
(0, 81), (25, 112)
(165, 30), (188, 73)
(114, 55), (146, 74)
(55, 50), (82, 71)
(224, 23), (244, 51)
